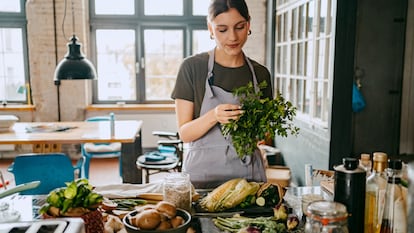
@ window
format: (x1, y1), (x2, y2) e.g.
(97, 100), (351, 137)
(90, 0), (215, 104)
(0, 0), (29, 104)
(274, 0), (336, 127)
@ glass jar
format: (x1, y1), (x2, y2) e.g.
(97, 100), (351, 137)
(162, 172), (192, 212)
(305, 200), (349, 233)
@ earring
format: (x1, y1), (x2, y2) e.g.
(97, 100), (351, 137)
(210, 35), (214, 40)
(248, 30), (252, 35)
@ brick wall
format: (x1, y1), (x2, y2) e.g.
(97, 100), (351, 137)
(245, 0), (267, 64)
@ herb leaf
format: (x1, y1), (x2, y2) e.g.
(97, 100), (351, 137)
(222, 81), (299, 158)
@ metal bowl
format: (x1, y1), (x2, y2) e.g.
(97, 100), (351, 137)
(122, 208), (191, 233)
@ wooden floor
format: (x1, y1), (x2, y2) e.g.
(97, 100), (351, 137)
(0, 157), (168, 189)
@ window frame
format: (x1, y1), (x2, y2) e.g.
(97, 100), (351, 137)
(0, 0), (30, 104)
(89, 0), (209, 104)
(274, 0), (336, 128)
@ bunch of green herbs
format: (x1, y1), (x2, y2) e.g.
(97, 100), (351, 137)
(222, 81), (299, 158)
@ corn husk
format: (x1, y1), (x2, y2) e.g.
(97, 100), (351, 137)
(200, 178), (260, 212)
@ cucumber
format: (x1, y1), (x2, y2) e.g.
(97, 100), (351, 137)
(256, 197), (266, 207)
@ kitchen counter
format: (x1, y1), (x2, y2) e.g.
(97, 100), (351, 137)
(2, 185), (332, 232)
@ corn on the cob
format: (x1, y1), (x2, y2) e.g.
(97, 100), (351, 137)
(199, 178), (260, 212)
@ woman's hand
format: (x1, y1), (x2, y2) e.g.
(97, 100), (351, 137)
(214, 104), (243, 124)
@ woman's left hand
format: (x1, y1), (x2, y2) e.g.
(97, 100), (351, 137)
(214, 104), (244, 124)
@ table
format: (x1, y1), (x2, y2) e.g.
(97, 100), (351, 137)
(0, 121), (143, 184)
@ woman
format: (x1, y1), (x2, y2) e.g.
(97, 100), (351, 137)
(171, 0), (273, 189)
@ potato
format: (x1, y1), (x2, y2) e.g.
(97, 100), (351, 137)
(156, 220), (172, 230)
(137, 209), (161, 230)
(170, 215), (185, 228)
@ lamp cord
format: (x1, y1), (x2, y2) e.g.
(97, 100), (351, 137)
(62, 0), (76, 40)
(62, 0), (68, 40)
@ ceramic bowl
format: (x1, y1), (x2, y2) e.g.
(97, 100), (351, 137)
(122, 208), (191, 233)
(0, 115), (18, 132)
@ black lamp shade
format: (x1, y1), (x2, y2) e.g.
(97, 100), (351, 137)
(54, 35), (97, 81)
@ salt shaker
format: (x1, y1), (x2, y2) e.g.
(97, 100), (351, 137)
(163, 172), (192, 212)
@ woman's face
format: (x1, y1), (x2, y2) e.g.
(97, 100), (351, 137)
(208, 8), (250, 57)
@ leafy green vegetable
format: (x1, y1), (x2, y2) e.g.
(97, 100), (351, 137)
(222, 81), (299, 158)
(39, 178), (103, 214)
(111, 199), (148, 210)
(213, 215), (286, 233)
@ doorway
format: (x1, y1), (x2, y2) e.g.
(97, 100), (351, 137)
(352, 0), (408, 156)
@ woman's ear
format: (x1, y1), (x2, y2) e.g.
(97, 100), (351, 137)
(207, 22), (214, 40)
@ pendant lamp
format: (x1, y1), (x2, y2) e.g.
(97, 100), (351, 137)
(53, 0), (96, 121)
(53, 35), (97, 81)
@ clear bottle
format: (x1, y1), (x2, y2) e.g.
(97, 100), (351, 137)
(304, 200), (349, 233)
(379, 159), (407, 233)
(109, 112), (115, 137)
(360, 153), (372, 177)
(364, 152), (388, 233)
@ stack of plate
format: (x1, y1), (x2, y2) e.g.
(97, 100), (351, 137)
(0, 115), (18, 132)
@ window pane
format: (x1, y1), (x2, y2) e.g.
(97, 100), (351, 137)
(306, 40), (313, 76)
(0, 28), (25, 102)
(276, 15), (282, 42)
(314, 81), (321, 118)
(317, 39), (326, 78)
(144, 29), (183, 101)
(296, 79), (304, 111)
(96, 30), (136, 101)
(307, 1), (314, 36)
(319, 0), (330, 36)
(281, 45), (288, 74)
(291, 8), (297, 40)
(0, 2), (20, 12)
(145, 0), (183, 15)
(298, 5), (305, 39)
(283, 12), (288, 42)
(193, 0), (209, 15)
(192, 30), (215, 54)
(290, 44), (297, 74)
(304, 80), (310, 114)
(94, 0), (134, 15)
(298, 42), (305, 75)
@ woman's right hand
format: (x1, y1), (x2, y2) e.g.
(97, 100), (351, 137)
(214, 104), (244, 124)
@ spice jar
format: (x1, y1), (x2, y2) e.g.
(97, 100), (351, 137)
(163, 172), (192, 212)
(305, 200), (349, 233)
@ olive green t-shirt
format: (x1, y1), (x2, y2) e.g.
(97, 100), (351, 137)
(171, 52), (272, 118)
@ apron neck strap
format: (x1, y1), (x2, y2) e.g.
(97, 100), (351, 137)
(206, 48), (259, 97)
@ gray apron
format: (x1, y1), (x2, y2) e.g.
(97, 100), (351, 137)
(183, 48), (267, 189)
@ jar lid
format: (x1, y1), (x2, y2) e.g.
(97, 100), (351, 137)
(360, 153), (370, 161)
(373, 152), (388, 162)
(334, 158), (365, 173)
(164, 172), (190, 182)
(388, 159), (402, 170)
(307, 201), (348, 220)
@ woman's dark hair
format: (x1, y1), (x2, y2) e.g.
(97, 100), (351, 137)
(207, 0), (250, 22)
